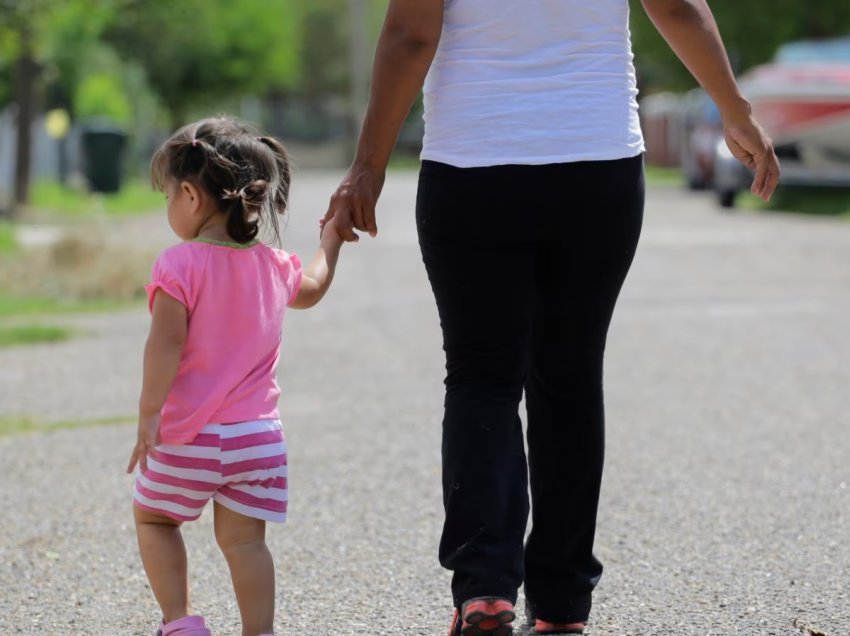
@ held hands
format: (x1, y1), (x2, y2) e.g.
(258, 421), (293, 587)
(322, 163), (386, 242)
(126, 412), (161, 474)
(722, 110), (780, 201)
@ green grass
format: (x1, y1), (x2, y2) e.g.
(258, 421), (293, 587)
(388, 153), (422, 170)
(0, 294), (136, 318)
(738, 186), (850, 218)
(0, 221), (17, 253)
(30, 178), (164, 216)
(0, 325), (74, 347)
(0, 414), (134, 437)
(644, 165), (684, 186)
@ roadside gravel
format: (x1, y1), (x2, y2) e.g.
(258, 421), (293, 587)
(1, 176), (848, 635)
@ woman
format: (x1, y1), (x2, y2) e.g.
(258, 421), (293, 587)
(325, 1), (779, 634)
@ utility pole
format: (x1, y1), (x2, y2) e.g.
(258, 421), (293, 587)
(348, 0), (369, 154)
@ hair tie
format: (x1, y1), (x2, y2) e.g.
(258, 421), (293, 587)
(222, 187), (247, 201)
(191, 138), (199, 148)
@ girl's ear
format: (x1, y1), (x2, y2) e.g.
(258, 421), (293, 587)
(180, 181), (206, 214)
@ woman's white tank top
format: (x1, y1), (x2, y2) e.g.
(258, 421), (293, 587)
(421, 0), (645, 167)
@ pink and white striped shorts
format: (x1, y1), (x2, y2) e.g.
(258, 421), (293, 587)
(133, 419), (288, 523)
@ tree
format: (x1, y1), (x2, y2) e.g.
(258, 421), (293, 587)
(1, 0), (42, 211)
(103, 1), (301, 129)
(0, 0), (119, 213)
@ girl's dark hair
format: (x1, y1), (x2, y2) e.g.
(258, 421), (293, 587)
(151, 115), (291, 244)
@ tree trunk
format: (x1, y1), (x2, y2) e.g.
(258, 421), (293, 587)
(13, 26), (39, 214)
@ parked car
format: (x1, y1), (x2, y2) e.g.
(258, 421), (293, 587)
(679, 89), (724, 190)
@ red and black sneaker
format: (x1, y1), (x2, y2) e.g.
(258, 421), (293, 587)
(531, 619), (586, 635)
(448, 597), (516, 635)
(524, 599), (586, 635)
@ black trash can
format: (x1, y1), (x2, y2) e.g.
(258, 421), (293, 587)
(81, 123), (127, 194)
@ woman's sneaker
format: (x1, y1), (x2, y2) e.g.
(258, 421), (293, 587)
(525, 599), (586, 635)
(449, 597), (516, 635)
(531, 620), (586, 635)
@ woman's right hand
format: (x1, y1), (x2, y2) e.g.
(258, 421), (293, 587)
(324, 162), (386, 242)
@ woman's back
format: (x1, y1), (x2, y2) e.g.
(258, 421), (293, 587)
(422, 0), (644, 167)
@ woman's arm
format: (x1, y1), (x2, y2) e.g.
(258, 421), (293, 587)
(127, 291), (187, 473)
(641, 0), (780, 200)
(289, 216), (344, 309)
(325, 0), (444, 241)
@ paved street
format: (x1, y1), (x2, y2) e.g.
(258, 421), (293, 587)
(1, 173), (848, 635)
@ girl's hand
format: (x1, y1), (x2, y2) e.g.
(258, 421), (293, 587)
(127, 413), (161, 474)
(319, 214), (344, 249)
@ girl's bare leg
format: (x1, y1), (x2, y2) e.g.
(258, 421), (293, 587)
(134, 505), (191, 624)
(214, 502), (275, 636)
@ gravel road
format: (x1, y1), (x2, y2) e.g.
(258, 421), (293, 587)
(1, 174), (848, 635)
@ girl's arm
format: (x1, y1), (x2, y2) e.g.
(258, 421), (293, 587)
(324, 0), (444, 241)
(289, 216), (345, 309)
(640, 0), (780, 200)
(127, 291), (187, 473)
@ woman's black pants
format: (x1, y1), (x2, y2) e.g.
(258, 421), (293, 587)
(415, 155), (644, 624)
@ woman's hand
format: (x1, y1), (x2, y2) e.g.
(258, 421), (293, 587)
(324, 163), (386, 242)
(722, 111), (780, 201)
(127, 413), (160, 474)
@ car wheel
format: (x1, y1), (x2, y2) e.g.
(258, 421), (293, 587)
(686, 174), (707, 191)
(716, 188), (737, 209)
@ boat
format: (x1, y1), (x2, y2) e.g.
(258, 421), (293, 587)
(713, 36), (850, 206)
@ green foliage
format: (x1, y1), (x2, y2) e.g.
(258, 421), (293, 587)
(75, 72), (131, 124)
(0, 0), (394, 125)
(0, 0), (122, 105)
(301, 4), (350, 97)
(103, 1), (302, 126)
(0, 28), (15, 106)
(39, 0), (121, 109)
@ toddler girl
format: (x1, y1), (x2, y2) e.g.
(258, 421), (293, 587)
(126, 115), (343, 636)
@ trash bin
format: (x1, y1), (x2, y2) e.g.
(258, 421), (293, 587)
(81, 123), (127, 194)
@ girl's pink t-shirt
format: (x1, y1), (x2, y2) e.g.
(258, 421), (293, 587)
(145, 238), (302, 444)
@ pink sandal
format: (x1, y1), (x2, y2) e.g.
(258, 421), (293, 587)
(156, 615), (212, 636)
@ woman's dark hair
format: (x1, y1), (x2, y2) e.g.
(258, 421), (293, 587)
(151, 115), (291, 244)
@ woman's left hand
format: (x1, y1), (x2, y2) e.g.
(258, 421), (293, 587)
(723, 112), (780, 201)
(127, 413), (161, 474)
